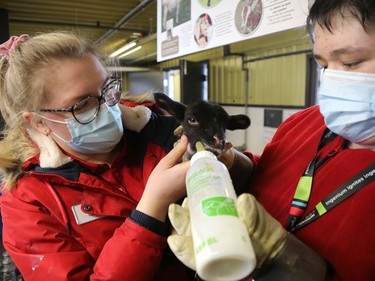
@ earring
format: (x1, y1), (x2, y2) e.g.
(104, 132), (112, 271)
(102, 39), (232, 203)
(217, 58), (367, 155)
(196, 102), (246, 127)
(44, 129), (50, 136)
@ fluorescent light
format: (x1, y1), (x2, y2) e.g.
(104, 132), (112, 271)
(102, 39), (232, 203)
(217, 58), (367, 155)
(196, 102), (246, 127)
(118, 46), (142, 58)
(110, 41), (137, 57)
(107, 66), (153, 72)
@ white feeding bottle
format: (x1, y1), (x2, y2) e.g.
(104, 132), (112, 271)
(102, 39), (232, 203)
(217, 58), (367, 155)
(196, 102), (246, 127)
(186, 142), (256, 281)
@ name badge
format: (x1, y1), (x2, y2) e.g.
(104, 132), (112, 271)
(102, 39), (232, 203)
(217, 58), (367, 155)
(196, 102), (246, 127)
(71, 204), (103, 225)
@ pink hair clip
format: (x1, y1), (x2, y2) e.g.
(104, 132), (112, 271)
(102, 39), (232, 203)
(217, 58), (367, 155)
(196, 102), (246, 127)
(0, 34), (30, 60)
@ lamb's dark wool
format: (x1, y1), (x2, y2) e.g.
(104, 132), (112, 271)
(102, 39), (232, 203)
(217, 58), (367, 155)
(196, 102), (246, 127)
(154, 93), (250, 160)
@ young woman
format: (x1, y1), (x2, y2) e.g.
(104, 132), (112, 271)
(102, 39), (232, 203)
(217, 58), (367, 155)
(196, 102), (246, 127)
(0, 32), (192, 281)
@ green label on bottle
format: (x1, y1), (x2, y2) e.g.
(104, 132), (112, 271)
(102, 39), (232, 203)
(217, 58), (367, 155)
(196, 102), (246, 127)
(195, 236), (218, 254)
(202, 197), (238, 217)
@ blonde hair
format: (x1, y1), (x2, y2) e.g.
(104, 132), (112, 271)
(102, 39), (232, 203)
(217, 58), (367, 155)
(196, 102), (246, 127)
(0, 31), (108, 190)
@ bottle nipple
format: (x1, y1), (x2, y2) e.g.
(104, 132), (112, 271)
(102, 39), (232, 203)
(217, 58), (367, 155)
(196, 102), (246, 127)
(195, 141), (205, 152)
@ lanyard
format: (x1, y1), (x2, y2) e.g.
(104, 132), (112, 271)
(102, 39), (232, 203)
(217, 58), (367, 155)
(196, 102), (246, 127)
(286, 129), (375, 232)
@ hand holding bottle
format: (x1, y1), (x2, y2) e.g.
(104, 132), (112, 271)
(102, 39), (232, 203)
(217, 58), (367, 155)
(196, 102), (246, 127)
(168, 193), (287, 273)
(236, 193), (287, 267)
(169, 143), (256, 281)
(137, 136), (190, 222)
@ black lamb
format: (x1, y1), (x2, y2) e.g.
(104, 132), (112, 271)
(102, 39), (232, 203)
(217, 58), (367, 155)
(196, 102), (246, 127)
(154, 93), (251, 160)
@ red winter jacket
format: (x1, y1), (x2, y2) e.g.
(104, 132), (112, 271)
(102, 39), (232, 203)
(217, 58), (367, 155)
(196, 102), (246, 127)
(247, 105), (375, 281)
(1, 110), (191, 281)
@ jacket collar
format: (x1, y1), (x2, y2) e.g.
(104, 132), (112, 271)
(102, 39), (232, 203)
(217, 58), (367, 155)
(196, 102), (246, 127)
(27, 127), (72, 168)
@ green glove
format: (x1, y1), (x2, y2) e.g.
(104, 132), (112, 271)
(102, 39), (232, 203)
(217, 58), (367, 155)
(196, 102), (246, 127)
(167, 193), (287, 271)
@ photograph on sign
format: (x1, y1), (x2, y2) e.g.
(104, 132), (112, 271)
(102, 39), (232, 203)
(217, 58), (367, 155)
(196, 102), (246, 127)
(157, 0), (309, 62)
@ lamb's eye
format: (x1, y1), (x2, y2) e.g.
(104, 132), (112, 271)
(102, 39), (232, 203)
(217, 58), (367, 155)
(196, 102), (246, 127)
(187, 117), (199, 126)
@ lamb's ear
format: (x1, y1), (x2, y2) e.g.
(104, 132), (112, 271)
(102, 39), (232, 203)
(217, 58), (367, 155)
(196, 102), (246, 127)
(227, 114), (251, 130)
(154, 93), (187, 121)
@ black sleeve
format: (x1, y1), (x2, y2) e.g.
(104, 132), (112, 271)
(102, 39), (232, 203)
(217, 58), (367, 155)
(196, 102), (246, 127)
(128, 209), (169, 237)
(139, 112), (181, 153)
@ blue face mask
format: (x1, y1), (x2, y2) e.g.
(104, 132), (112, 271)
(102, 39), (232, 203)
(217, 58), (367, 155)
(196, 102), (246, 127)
(53, 103), (124, 154)
(318, 69), (375, 143)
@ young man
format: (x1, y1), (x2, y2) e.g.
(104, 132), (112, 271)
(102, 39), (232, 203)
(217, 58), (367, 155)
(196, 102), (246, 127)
(168, 1), (375, 280)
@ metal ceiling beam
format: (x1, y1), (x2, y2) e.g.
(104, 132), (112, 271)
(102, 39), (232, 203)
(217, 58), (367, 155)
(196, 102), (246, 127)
(9, 19), (149, 33)
(106, 66), (155, 72)
(125, 51), (157, 65)
(94, 0), (155, 46)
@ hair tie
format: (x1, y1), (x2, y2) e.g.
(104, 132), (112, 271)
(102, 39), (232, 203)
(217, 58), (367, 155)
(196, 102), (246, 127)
(0, 34), (30, 60)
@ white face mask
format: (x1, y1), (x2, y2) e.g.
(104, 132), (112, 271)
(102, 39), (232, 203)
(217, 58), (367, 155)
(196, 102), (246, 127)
(52, 103), (124, 154)
(318, 69), (375, 143)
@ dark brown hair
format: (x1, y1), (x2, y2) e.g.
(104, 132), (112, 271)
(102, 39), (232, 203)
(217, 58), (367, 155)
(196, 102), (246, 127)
(307, 0), (375, 41)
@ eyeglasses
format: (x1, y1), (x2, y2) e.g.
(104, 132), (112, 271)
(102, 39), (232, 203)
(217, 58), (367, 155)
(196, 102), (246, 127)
(39, 77), (122, 125)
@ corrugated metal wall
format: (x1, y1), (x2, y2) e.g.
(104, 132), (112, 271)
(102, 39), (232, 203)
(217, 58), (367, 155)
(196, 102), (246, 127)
(160, 28), (313, 106)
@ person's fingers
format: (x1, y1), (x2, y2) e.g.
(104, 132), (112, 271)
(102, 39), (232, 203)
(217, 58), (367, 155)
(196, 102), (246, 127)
(159, 135), (188, 168)
(217, 146), (235, 169)
(168, 203), (192, 235)
(224, 141), (233, 151)
(181, 197), (189, 209)
(237, 193), (257, 235)
(167, 235), (196, 270)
